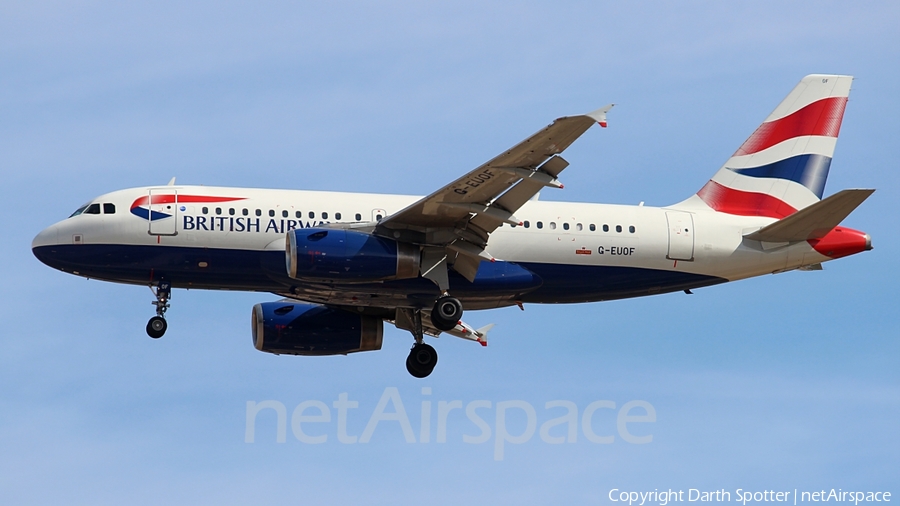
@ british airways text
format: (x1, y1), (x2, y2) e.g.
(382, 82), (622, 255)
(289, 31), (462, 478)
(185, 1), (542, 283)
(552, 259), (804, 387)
(182, 216), (324, 233)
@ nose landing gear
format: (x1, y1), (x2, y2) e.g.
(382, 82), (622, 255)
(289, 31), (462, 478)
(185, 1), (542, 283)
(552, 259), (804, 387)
(147, 281), (171, 339)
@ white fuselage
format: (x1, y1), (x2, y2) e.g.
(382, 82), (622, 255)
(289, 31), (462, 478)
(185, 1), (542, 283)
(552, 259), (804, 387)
(32, 184), (834, 311)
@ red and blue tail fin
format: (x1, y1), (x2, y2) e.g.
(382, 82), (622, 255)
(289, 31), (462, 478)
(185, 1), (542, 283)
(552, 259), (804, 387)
(683, 74), (852, 218)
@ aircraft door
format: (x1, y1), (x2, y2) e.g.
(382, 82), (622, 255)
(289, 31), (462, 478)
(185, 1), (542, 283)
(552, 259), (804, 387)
(665, 211), (694, 261)
(148, 188), (178, 236)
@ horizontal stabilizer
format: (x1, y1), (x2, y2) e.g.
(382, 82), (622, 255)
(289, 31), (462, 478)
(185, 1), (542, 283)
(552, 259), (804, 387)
(744, 189), (874, 243)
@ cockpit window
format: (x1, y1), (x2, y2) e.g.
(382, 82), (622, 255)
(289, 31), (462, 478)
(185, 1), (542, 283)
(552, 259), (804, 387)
(69, 203), (90, 218)
(69, 202), (114, 218)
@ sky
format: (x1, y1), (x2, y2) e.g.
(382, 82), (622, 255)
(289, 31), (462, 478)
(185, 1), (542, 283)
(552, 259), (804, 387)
(1, 1), (898, 504)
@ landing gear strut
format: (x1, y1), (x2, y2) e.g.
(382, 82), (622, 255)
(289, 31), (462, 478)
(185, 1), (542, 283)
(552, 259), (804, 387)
(430, 295), (462, 331)
(405, 308), (439, 378)
(146, 281), (171, 339)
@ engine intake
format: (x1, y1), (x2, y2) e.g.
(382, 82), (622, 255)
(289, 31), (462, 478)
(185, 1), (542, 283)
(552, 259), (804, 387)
(252, 302), (383, 355)
(286, 228), (420, 282)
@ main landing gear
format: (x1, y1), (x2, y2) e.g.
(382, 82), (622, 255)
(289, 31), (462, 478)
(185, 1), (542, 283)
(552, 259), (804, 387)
(146, 281), (171, 339)
(430, 295), (462, 331)
(404, 295), (463, 378)
(406, 307), (438, 378)
(407, 342), (438, 379)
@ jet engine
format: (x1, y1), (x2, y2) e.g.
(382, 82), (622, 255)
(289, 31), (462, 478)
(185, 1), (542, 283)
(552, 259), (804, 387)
(285, 228), (419, 282)
(251, 302), (383, 355)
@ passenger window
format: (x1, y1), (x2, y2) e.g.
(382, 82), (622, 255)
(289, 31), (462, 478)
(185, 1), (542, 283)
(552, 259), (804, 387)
(282, 210), (288, 218)
(103, 203), (116, 214)
(376, 214), (383, 220)
(616, 225), (622, 233)
(524, 221), (530, 228)
(202, 207), (209, 214)
(322, 212), (328, 219)
(563, 223), (569, 230)
(215, 207), (222, 215)
(269, 210), (275, 217)
(629, 225), (636, 233)
(256, 209), (262, 217)
(602, 224), (609, 232)
(309, 211), (315, 219)
(355, 213), (362, 221)
(242, 208), (249, 216)
(85, 203), (101, 215)
(296, 211), (302, 218)
(536, 221), (543, 229)
(336, 212), (342, 220)
(229, 208), (235, 216)
(549, 222), (556, 230)
(590, 224), (596, 232)
(576, 223), (582, 231)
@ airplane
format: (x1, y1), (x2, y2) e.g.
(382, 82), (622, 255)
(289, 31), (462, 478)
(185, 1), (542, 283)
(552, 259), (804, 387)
(32, 74), (874, 378)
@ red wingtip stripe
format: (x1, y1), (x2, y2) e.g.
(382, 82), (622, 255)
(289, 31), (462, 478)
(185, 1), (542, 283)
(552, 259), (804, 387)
(697, 180), (797, 219)
(735, 97), (848, 156)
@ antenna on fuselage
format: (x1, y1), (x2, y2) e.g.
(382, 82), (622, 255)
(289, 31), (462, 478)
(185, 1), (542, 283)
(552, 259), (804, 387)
(167, 177), (176, 186)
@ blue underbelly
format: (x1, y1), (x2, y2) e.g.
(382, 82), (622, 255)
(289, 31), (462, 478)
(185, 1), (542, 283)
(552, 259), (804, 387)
(33, 244), (726, 303)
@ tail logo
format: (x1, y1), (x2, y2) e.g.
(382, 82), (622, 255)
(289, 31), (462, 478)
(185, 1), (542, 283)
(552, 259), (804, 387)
(695, 75), (852, 218)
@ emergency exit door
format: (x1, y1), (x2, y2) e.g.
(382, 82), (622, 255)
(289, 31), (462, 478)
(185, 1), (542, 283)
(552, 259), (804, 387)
(665, 211), (694, 261)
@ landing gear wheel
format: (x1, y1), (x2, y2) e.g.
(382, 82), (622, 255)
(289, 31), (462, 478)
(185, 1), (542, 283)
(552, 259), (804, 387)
(146, 316), (167, 339)
(430, 296), (462, 331)
(406, 343), (438, 378)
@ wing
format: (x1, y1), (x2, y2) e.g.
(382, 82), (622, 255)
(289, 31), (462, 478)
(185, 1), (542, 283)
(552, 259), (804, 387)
(376, 104), (613, 283)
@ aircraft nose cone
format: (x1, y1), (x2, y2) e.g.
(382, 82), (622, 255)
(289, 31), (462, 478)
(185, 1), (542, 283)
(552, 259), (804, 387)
(32, 225), (59, 250)
(32, 225), (62, 269)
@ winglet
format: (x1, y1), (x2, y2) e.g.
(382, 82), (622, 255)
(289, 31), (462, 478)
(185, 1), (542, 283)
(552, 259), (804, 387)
(586, 104), (615, 128)
(443, 321), (493, 346)
(475, 324), (494, 347)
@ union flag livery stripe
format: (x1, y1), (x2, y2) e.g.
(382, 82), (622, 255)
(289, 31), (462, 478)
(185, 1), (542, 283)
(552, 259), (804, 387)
(734, 97), (847, 156)
(697, 180), (797, 219)
(728, 153), (832, 199)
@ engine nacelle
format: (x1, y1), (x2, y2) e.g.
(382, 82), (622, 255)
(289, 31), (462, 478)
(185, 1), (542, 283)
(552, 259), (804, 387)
(251, 302), (383, 355)
(286, 228), (419, 282)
